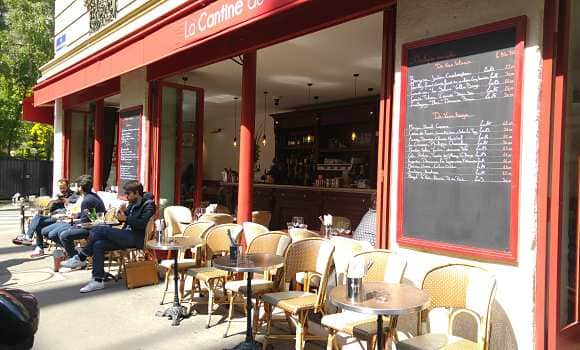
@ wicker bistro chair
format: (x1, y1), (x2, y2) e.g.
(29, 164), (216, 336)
(199, 213), (235, 226)
(186, 224), (243, 328)
(158, 221), (215, 305)
(164, 206), (193, 237)
(261, 238), (335, 350)
(396, 264), (496, 350)
(215, 204), (232, 214)
(288, 229), (319, 242)
(322, 250), (407, 350)
(242, 222), (269, 246)
(252, 210), (272, 227)
(223, 232), (292, 337)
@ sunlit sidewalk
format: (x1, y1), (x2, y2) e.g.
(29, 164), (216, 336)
(0, 209), (299, 350)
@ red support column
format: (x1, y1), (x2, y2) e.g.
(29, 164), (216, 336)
(93, 100), (104, 191)
(237, 52), (257, 224)
(63, 110), (72, 179)
(194, 89), (205, 209)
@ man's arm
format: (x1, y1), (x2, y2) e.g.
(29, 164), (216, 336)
(125, 201), (156, 231)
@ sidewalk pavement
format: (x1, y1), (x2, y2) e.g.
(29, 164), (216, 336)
(0, 211), (301, 350)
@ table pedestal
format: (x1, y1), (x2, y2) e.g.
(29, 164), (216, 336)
(156, 252), (187, 326)
(233, 271), (261, 350)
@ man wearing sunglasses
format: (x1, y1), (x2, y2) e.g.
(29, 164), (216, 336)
(60, 180), (156, 293)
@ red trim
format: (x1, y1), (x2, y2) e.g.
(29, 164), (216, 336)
(93, 100), (104, 191)
(116, 105), (143, 199)
(62, 77), (120, 110)
(396, 16), (526, 264)
(237, 51), (257, 226)
(536, 1), (557, 348)
(63, 110), (72, 179)
(21, 96), (54, 124)
(375, 7), (396, 250)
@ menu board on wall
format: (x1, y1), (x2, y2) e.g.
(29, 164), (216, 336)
(117, 106), (142, 194)
(397, 17), (525, 262)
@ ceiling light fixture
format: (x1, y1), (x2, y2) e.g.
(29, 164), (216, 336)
(232, 97), (239, 148)
(261, 91), (268, 147)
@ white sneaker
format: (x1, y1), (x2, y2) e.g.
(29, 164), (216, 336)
(61, 255), (87, 269)
(30, 246), (45, 258)
(58, 266), (73, 273)
(80, 279), (104, 293)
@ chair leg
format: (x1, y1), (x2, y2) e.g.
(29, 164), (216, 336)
(253, 298), (261, 335)
(367, 335), (375, 350)
(187, 277), (197, 315)
(206, 281), (215, 328)
(262, 303), (273, 350)
(179, 272), (186, 301)
(327, 329), (337, 350)
(161, 269), (170, 305)
(296, 311), (306, 350)
(224, 291), (235, 337)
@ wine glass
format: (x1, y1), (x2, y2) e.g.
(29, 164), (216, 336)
(292, 216), (304, 228)
(343, 222), (351, 236)
(194, 207), (206, 221)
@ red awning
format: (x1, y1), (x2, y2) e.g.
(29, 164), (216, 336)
(21, 96), (54, 125)
(32, 0), (304, 106)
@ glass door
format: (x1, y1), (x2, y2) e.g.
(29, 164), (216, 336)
(155, 82), (203, 209)
(549, 1), (580, 348)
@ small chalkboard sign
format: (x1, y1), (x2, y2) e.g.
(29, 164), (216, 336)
(116, 106), (142, 195)
(397, 17), (526, 263)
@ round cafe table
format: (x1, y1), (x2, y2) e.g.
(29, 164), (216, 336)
(329, 282), (430, 350)
(214, 253), (285, 350)
(146, 237), (198, 326)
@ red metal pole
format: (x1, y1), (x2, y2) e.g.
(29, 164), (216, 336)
(237, 51), (257, 224)
(194, 89), (205, 209)
(63, 110), (72, 179)
(93, 100), (104, 191)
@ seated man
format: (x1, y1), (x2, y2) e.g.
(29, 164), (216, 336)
(352, 192), (377, 247)
(61, 180), (156, 293)
(31, 175), (105, 258)
(13, 179), (78, 246)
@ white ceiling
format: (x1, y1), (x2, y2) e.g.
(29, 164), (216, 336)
(165, 12), (384, 121)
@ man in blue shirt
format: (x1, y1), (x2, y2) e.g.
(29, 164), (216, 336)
(61, 180), (156, 293)
(13, 179), (77, 246)
(31, 175), (105, 258)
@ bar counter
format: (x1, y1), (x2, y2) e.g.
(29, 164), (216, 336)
(208, 182), (375, 230)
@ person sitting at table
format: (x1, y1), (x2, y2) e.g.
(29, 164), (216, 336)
(12, 179), (78, 246)
(31, 175), (106, 258)
(352, 192), (377, 247)
(60, 180), (156, 293)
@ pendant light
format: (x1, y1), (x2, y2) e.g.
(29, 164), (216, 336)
(351, 73), (360, 143)
(232, 97), (239, 148)
(261, 91), (268, 147)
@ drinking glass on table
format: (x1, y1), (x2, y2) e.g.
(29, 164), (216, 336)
(292, 216), (304, 228)
(343, 222), (351, 235)
(194, 207), (206, 221)
(96, 212), (105, 224)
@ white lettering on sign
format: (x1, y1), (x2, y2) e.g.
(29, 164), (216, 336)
(184, 0), (264, 40)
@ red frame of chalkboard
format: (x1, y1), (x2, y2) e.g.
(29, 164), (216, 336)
(116, 105), (143, 200)
(397, 16), (526, 264)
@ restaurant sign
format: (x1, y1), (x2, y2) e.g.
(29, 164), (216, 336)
(182, 0), (297, 43)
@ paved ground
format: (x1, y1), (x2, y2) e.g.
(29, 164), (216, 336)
(0, 208), (303, 350)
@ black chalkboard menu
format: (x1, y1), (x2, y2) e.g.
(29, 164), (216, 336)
(116, 106), (142, 194)
(397, 17), (525, 262)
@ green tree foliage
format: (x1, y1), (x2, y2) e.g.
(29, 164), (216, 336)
(0, 0), (53, 159)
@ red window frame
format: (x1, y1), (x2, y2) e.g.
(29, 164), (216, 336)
(396, 16), (526, 263)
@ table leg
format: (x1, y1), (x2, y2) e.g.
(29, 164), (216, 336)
(377, 315), (384, 350)
(155, 250), (187, 326)
(233, 271), (260, 350)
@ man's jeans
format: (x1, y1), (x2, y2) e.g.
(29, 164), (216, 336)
(36, 222), (70, 248)
(59, 228), (89, 257)
(80, 226), (143, 279)
(26, 215), (56, 239)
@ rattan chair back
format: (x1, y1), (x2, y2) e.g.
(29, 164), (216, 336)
(164, 206), (192, 236)
(330, 236), (372, 285)
(214, 204), (231, 214)
(421, 264), (496, 349)
(252, 210), (272, 227)
(247, 232), (291, 256)
(352, 250), (407, 283)
(199, 213), (235, 225)
(242, 222), (269, 245)
(182, 222), (215, 245)
(288, 229), (318, 242)
(332, 216), (351, 228)
(203, 224), (243, 263)
(281, 238), (335, 310)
